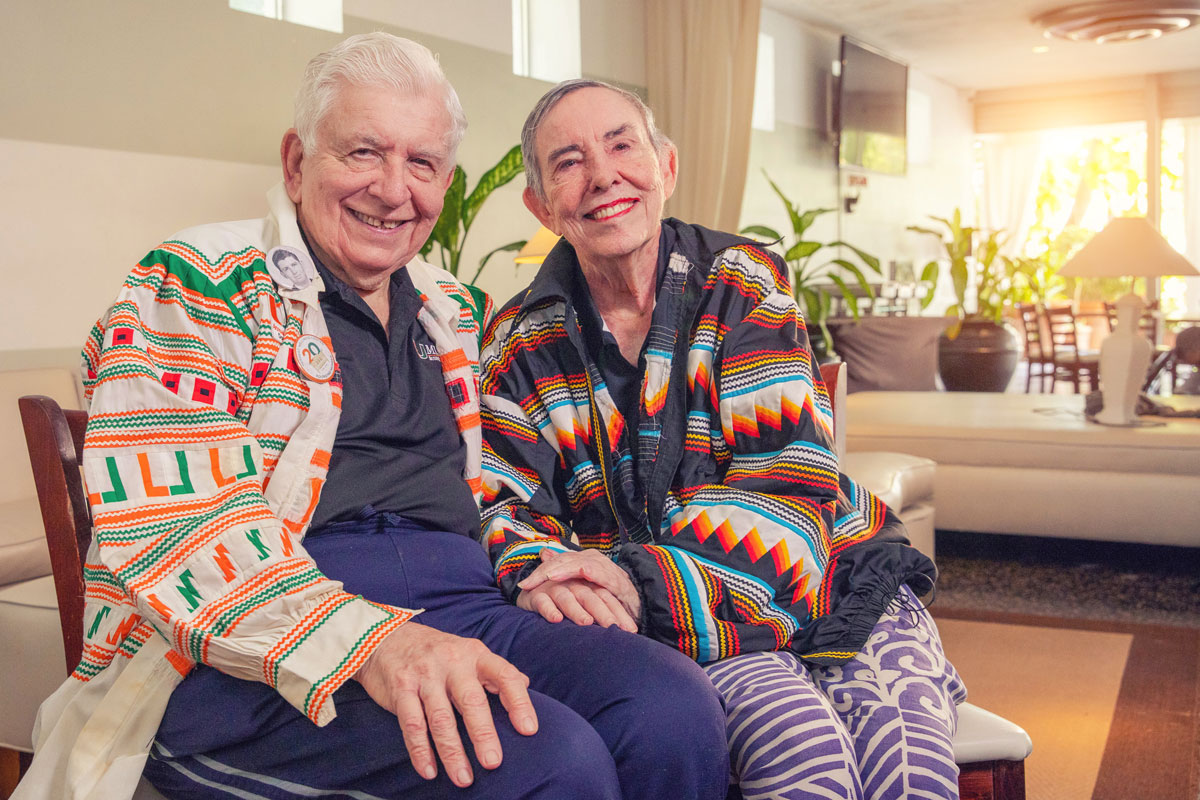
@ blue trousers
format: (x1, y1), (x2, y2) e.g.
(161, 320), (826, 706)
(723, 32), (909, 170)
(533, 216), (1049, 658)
(144, 514), (730, 800)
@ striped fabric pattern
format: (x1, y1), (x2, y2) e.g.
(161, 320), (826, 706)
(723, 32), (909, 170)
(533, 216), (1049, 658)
(706, 587), (965, 800)
(72, 206), (488, 728)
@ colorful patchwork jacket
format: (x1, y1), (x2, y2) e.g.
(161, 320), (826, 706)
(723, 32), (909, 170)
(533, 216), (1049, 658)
(479, 219), (935, 666)
(17, 184), (488, 800)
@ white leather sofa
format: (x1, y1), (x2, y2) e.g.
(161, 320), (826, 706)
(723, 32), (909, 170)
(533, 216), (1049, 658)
(0, 368), (81, 753)
(844, 391), (1200, 546)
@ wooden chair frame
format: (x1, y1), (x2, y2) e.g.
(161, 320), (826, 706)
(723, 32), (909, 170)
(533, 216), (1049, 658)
(18, 394), (91, 673)
(1043, 305), (1099, 394)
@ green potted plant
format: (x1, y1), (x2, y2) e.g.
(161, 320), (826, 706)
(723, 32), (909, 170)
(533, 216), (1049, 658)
(421, 144), (528, 284)
(740, 172), (881, 358)
(907, 209), (1024, 391)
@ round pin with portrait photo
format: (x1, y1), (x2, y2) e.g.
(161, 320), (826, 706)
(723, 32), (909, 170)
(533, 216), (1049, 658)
(266, 245), (314, 291)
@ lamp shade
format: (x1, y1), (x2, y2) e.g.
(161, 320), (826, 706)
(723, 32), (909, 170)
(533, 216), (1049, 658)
(514, 226), (562, 265)
(1057, 216), (1199, 278)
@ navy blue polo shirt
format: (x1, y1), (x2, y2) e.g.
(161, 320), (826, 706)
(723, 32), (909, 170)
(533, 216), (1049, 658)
(306, 251), (478, 538)
(576, 225), (676, 429)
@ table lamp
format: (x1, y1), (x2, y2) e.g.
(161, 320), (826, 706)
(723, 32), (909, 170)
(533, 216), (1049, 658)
(514, 226), (561, 265)
(1057, 216), (1199, 424)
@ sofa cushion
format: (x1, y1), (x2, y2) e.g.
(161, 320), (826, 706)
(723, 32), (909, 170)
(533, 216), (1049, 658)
(845, 391), (1200, 476)
(841, 451), (935, 511)
(1, 367), (82, 506)
(0, 497), (52, 586)
(0, 575), (65, 751)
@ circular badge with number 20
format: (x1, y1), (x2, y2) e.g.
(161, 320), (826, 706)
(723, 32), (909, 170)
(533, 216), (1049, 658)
(294, 334), (335, 382)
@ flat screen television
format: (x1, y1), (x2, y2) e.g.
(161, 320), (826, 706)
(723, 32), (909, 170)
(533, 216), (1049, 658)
(835, 36), (908, 176)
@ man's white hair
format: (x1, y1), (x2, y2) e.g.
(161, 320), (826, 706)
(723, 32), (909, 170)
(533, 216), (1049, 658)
(295, 32), (467, 157)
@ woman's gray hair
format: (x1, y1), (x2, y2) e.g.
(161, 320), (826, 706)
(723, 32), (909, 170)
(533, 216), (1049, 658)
(521, 79), (670, 202)
(295, 32), (467, 157)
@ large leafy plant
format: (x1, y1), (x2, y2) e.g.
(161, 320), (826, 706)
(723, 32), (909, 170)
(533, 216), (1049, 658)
(740, 172), (881, 353)
(907, 209), (1023, 337)
(421, 144), (527, 283)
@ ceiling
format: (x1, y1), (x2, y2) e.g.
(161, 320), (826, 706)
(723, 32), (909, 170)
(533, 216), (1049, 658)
(766, 0), (1200, 91)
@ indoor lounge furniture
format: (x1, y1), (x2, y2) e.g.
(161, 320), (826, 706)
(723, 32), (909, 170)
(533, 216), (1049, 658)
(1016, 303), (1056, 393)
(1043, 305), (1100, 394)
(20, 385), (1033, 800)
(0, 368), (83, 767)
(820, 366), (1033, 800)
(843, 390), (1200, 546)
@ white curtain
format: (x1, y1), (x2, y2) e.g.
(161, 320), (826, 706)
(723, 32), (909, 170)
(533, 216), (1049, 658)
(644, 0), (760, 231)
(979, 131), (1043, 255)
(1183, 118), (1200, 317)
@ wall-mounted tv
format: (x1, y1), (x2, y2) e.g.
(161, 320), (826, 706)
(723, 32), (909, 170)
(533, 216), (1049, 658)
(835, 36), (908, 176)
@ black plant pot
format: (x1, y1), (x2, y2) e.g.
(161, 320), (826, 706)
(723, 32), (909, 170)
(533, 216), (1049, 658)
(937, 318), (1021, 392)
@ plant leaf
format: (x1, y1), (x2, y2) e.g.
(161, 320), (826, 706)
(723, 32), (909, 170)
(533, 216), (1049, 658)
(469, 239), (527, 284)
(463, 144), (524, 231)
(828, 259), (874, 296)
(785, 240), (822, 262)
(430, 166), (467, 269)
(828, 240), (881, 272)
(763, 171), (804, 235)
(795, 208), (835, 238)
(739, 224), (782, 242)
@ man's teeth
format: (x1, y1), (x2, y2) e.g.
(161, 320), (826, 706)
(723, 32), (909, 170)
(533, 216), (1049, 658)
(351, 210), (402, 229)
(588, 200), (635, 220)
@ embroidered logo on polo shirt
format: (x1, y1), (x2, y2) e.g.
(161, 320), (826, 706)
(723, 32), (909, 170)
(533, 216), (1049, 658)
(413, 341), (439, 361)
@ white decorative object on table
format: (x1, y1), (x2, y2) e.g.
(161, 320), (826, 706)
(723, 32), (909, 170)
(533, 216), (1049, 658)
(1096, 293), (1153, 425)
(1057, 216), (1199, 424)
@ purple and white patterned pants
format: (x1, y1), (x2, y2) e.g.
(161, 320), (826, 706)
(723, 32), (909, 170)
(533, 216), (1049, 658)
(704, 586), (967, 800)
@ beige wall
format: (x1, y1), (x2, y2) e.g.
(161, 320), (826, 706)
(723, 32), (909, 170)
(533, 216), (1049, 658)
(740, 8), (975, 315)
(0, 0), (647, 367)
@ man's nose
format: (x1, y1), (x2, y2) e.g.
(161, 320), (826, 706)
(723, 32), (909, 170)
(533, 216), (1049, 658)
(371, 161), (412, 206)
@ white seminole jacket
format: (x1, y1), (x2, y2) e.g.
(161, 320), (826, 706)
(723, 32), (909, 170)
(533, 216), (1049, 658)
(15, 185), (488, 800)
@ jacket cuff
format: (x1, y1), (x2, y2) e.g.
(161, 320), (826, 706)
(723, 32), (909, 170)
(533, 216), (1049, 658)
(257, 592), (416, 726)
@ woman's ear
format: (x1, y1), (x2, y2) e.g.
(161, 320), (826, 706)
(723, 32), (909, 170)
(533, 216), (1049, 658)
(659, 141), (679, 202)
(523, 186), (558, 234)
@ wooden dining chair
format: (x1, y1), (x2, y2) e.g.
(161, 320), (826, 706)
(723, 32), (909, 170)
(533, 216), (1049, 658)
(1015, 304), (1055, 393)
(1043, 305), (1100, 394)
(1104, 299), (1158, 342)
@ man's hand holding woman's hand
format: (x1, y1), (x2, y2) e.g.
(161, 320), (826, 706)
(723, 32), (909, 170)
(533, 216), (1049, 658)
(353, 622), (538, 788)
(516, 549), (641, 633)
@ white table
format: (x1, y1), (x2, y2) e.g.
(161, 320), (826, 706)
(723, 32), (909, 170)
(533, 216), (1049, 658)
(844, 392), (1200, 546)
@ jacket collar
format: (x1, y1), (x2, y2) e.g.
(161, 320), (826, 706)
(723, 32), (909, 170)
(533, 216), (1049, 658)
(514, 217), (759, 315)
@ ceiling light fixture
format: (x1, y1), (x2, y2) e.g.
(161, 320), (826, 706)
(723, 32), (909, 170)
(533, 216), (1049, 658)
(1033, 1), (1200, 43)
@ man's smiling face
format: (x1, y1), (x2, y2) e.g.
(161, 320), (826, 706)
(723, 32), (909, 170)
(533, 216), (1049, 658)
(283, 81), (454, 287)
(524, 86), (676, 270)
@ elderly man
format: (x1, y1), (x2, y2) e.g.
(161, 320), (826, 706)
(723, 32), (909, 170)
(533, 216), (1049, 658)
(14, 35), (728, 800)
(479, 79), (966, 800)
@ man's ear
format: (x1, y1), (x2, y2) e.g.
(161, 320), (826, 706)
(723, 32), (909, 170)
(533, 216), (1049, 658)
(523, 186), (558, 234)
(659, 141), (679, 202)
(281, 129), (305, 204)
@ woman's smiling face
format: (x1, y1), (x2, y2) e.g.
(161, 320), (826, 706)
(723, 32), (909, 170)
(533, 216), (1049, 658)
(523, 86), (677, 271)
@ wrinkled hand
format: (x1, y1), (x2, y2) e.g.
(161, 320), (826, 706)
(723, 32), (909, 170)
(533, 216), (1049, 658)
(517, 549), (640, 631)
(517, 576), (638, 632)
(353, 622), (538, 787)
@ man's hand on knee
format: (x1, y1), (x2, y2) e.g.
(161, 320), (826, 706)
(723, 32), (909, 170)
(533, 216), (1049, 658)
(353, 622), (538, 787)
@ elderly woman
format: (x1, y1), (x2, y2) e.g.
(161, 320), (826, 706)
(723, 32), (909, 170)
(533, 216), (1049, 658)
(479, 79), (966, 800)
